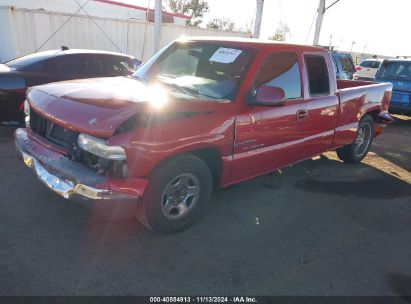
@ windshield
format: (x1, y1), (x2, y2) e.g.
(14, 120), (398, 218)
(134, 42), (255, 101)
(380, 61), (411, 80)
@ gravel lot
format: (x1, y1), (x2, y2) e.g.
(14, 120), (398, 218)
(0, 115), (410, 296)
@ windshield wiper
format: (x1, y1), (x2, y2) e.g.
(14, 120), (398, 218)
(160, 81), (195, 96)
(180, 86), (217, 99)
(157, 77), (219, 100)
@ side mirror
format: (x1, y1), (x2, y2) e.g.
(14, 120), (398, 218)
(250, 86), (285, 106)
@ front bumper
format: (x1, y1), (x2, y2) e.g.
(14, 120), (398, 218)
(15, 128), (147, 202)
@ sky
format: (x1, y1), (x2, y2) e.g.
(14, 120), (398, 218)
(123, 0), (410, 56)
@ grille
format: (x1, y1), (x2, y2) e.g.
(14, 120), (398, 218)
(29, 110), (126, 178)
(30, 110), (78, 151)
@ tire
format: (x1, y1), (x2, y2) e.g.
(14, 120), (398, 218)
(336, 115), (374, 163)
(136, 154), (212, 233)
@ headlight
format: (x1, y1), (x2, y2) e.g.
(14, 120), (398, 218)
(24, 100), (30, 116)
(77, 133), (126, 160)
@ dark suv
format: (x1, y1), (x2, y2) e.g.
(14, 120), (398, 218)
(0, 47), (141, 125)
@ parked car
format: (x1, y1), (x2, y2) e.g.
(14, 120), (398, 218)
(330, 51), (356, 80)
(0, 47), (141, 125)
(353, 59), (382, 81)
(375, 59), (411, 115)
(15, 38), (393, 233)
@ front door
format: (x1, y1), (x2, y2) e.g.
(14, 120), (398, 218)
(230, 51), (309, 183)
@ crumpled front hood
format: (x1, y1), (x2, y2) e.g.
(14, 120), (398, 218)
(28, 77), (222, 138)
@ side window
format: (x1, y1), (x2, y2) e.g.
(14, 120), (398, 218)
(362, 60), (381, 69)
(304, 54), (330, 96)
(58, 55), (105, 78)
(106, 57), (129, 75)
(360, 60), (372, 68)
(77, 56), (105, 77)
(106, 57), (141, 75)
(340, 56), (355, 73)
(59, 61), (77, 77)
(253, 52), (302, 100)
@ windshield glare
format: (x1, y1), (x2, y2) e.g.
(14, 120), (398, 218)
(380, 61), (411, 80)
(134, 42), (253, 101)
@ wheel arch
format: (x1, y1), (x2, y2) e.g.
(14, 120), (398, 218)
(190, 147), (222, 188)
(365, 109), (381, 123)
(149, 146), (223, 189)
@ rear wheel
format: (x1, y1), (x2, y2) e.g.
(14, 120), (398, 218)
(136, 155), (212, 233)
(336, 115), (374, 163)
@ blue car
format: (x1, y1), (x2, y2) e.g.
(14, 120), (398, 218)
(375, 59), (411, 115)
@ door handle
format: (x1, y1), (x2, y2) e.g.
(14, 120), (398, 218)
(296, 110), (309, 120)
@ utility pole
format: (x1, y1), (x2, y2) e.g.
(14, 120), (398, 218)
(253, 0), (264, 38)
(154, 0), (162, 53)
(313, 0), (341, 45)
(313, 0), (325, 45)
(350, 41), (356, 53)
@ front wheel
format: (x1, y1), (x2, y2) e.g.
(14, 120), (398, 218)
(336, 115), (374, 163)
(136, 155), (212, 233)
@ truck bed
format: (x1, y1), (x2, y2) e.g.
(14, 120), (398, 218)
(331, 80), (393, 148)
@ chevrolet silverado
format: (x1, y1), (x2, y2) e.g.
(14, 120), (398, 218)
(15, 37), (393, 233)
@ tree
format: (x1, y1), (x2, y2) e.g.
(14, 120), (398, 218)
(268, 22), (290, 41)
(168, 0), (209, 26)
(206, 17), (235, 31)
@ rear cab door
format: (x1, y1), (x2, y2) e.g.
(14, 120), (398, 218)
(301, 52), (339, 157)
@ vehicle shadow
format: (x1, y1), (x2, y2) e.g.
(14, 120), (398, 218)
(291, 155), (411, 199)
(215, 152), (411, 202)
(0, 126), (16, 141)
(371, 114), (411, 172)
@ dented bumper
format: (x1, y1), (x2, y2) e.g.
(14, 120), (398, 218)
(14, 128), (147, 202)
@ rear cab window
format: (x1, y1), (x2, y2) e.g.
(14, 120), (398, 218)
(360, 60), (381, 69)
(251, 52), (302, 101)
(304, 54), (330, 96)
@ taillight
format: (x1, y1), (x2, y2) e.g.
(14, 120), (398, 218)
(356, 66), (362, 71)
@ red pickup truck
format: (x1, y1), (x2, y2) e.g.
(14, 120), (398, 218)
(15, 38), (393, 233)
